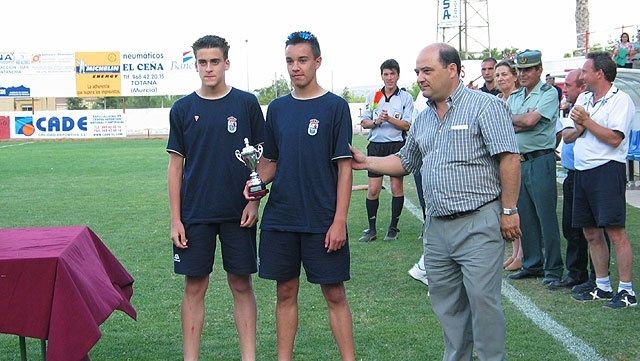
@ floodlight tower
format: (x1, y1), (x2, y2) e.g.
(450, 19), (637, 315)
(435, 0), (491, 60)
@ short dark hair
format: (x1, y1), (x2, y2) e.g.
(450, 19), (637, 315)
(482, 57), (497, 66)
(587, 51), (617, 82)
(438, 44), (462, 75)
(192, 35), (230, 60)
(285, 31), (321, 58)
(380, 59), (400, 75)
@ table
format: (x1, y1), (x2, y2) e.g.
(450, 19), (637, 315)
(0, 225), (137, 361)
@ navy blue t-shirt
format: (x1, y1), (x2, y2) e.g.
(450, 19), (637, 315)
(166, 88), (265, 223)
(261, 92), (352, 233)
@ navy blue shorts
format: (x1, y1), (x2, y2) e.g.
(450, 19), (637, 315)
(258, 230), (351, 284)
(573, 161), (626, 228)
(367, 141), (405, 178)
(173, 223), (257, 277)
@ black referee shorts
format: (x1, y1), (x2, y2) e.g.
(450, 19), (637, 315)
(366, 141), (405, 178)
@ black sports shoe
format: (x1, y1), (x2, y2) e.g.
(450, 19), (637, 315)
(547, 276), (586, 290)
(605, 290), (638, 309)
(384, 227), (400, 241)
(572, 287), (614, 302)
(358, 229), (377, 242)
(542, 277), (560, 286)
(572, 280), (596, 294)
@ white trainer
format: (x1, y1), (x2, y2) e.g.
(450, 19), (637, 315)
(408, 263), (428, 286)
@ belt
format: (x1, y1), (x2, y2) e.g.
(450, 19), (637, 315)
(435, 209), (477, 220)
(520, 149), (553, 162)
(434, 197), (499, 220)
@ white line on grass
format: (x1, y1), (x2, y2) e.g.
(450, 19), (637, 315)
(0, 142), (33, 149)
(384, 180), (606, 361)
(502, 282), (606, 361)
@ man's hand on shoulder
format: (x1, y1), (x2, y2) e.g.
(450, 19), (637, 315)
(350, 146), (367, 170)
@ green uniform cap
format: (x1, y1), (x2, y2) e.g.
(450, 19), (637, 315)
(515, 49), (542, 68)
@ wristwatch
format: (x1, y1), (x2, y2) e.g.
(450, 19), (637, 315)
(502, 207), (518, 216)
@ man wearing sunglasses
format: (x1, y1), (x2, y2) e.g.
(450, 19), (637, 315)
(246, 30), (355, 361)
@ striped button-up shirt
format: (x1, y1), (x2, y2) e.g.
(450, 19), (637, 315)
(397, 81), (519, 217)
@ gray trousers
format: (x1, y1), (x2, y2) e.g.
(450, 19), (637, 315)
(424, 200), (505, 361)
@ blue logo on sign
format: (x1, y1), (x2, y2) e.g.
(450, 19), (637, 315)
(35, 116), (88, 132)
(15, 116), (35, 136)
(0, 85), (30, 97)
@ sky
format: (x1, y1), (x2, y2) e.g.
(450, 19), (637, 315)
(3, 0), (639, 93)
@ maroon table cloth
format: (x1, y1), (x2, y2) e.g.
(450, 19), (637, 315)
(0, 225), (137, 361)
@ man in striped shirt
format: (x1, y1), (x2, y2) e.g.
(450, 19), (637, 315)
(351, 43), (521, 361)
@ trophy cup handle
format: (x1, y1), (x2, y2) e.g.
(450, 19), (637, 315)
(235, 150), (245, 165)
(256, 144), (264, 159)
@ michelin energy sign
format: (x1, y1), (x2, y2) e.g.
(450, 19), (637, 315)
(0, 49), (198, 98)
(76, 52), (122, 97)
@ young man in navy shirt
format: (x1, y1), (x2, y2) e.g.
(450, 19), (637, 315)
(246, 31), (355, 361)
(167, 35), (264, 361)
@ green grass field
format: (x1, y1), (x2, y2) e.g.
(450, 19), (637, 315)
(1, 135), (638, 361)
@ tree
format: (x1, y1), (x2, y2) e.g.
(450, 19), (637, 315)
(66, 97), (87, 110)
(460, 51), (483, 60)
(589, 42), (612, 53)
(496, 47), (519, 60)
(476, 48), (519, 61)
(66, 95), (184, 110)
(125, 96), (159, 109)
(125, 95), (183, 109)
(341, 87), (352, 101)
(575, 0), (589, 56)
(406, 83), (421, 100)
(91, 97), (122, 110)
(340, 87), (365, 103)
(255, 76), (291, 105)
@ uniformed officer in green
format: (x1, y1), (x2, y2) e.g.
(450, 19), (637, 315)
(507, 49), (564, 284)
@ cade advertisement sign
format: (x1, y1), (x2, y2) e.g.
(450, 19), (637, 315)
(7, 110), (126, 139)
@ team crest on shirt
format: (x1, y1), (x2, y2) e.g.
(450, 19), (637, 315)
(393, 111), (401, 119)
(308, 118), (319, 136)
(227, 116), (237, 133)
(194, 115), (199, 122)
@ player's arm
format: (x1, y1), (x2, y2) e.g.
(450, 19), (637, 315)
(168, 153), (187, 248)
(324, 158), (352, 252)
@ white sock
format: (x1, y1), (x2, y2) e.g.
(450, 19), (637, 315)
(596, 277), (612, 292)
(618, 281), (635, 296)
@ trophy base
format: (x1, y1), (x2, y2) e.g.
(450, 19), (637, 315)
(248, 184), (269, 198)
(248, 189), (269, 198)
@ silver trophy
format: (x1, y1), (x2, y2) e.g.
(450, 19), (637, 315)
(235, 138), (269, 197)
